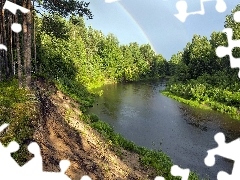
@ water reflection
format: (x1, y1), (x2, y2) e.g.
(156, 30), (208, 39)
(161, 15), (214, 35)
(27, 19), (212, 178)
(88, 80), (240, 179)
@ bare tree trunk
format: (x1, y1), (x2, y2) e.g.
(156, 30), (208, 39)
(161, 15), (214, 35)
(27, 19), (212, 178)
(9, 13), (14, 77)
(15, 9), (23, 88)
(2, 6), (7, 80)
(25, 0), (32, 88)
(22, 0), (27, 86)
(33, 0), (37, 73)
(0, 0), (3, 81)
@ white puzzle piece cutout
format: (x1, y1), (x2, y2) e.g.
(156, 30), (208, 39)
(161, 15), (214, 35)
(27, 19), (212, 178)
(216, 11), (240, 78)
(154, 176), (165, 180)
(0, 44), (7, 51)
(204, 132), (240, 180)
(175, 0), (227, 22)
(3, 0), (30, 15)
(0, 0), (30, 50)
(3, 0), (29, 33)
(171, 165), (190, 180)
(0, 123), (92, 179)
(154, 164), (190, 180)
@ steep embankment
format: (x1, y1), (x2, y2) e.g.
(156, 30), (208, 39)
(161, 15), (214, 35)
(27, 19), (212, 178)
(32, 78), (154, 180)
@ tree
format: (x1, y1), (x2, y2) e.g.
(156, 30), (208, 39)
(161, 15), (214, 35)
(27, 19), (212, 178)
(97, 33), (123, 80)
(139, 44), (154, 78)
(224, 4), (240, 68)
(188, 35), (212, 78)
(169, 51), (189, 81)
(224, 4), (240, 39)
(120, 45), (135, 81)
(209, 31), (229, 73)
(152, 54), (167, 77)
(0, 0), (93, 89)
(36, 0), (93, 18)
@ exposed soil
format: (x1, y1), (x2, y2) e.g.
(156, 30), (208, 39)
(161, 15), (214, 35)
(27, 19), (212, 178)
(32, 78), (154, 180)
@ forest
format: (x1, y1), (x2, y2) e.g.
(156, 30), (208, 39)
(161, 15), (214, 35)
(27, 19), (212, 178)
(37, 15), (168, 89)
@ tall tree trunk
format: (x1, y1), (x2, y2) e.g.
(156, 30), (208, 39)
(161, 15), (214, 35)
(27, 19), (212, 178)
(25, 0), (32, 88)
(0, 0), (7, 80)
(15, 8), (23, 88)
(9, 13), (14, 77)
(2, 6), (7, 80)
(33, 0), (37, 73)
(0, 0), (3, 81)
(22, 0), (27, 86)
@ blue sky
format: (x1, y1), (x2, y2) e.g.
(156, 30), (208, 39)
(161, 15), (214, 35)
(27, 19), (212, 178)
(85, 0), (238, 60)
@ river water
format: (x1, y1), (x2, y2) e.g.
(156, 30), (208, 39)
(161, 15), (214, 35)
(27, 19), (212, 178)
(88, 80), (240, 179)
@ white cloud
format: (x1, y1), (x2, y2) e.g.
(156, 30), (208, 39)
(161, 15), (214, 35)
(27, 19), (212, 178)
(105, 0), (119, 3)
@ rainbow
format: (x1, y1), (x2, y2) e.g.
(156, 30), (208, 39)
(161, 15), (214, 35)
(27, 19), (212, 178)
(116, 1), (157, 52)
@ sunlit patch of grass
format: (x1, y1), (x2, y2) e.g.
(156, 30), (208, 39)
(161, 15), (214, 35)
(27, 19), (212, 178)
(54, 77), (95, 113)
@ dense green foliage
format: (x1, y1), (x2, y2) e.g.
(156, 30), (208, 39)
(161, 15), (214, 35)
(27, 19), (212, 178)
(163, 77), (240, 120)
(165, 4), (240, 120)
(37, 15), (168, 90)
(0, 10), (169, 174)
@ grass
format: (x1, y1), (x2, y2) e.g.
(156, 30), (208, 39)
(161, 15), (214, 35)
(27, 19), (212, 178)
(162, 90), (240, 120)
(53, 77), (96, 112)
(0, 79), (38, 165)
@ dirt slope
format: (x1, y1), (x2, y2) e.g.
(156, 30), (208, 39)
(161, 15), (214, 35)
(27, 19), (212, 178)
(32, 78), (154, 180)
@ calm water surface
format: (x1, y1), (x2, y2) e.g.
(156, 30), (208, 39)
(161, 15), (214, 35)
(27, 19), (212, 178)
(88, 80), (240, 179)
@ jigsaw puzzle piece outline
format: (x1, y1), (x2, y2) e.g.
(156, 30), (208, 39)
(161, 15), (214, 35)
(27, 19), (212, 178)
(215, 11), (240, 78)
(3, 0), (29, 15)
(154, 164), (190, 180)
(216, 27), (240, 78)
(21, 142), (43, 173)
(171, 165), (190, 180)
(154, 176), (165, 180)
(0, 140), (21, 177)
(175, 0), (227, 22)
(0, 44), (7, 51)
(204, 132), (240, 179)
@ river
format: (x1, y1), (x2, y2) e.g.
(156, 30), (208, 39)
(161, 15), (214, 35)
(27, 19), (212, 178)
(88, 80), (240, 179)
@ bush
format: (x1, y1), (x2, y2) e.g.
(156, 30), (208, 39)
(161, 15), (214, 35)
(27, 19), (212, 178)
(163, 75), (240, 120)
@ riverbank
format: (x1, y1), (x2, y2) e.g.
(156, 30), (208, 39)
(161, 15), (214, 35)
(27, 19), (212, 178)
(54, 77), (200, 179)
(0, 78), (155, 179)
(0, 78), (200, 179)
(161, 85), (240, 121)
(33, 78), (155, 179)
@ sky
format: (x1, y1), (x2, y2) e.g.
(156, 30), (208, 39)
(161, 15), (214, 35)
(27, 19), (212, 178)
(85, 0), (238, 60)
